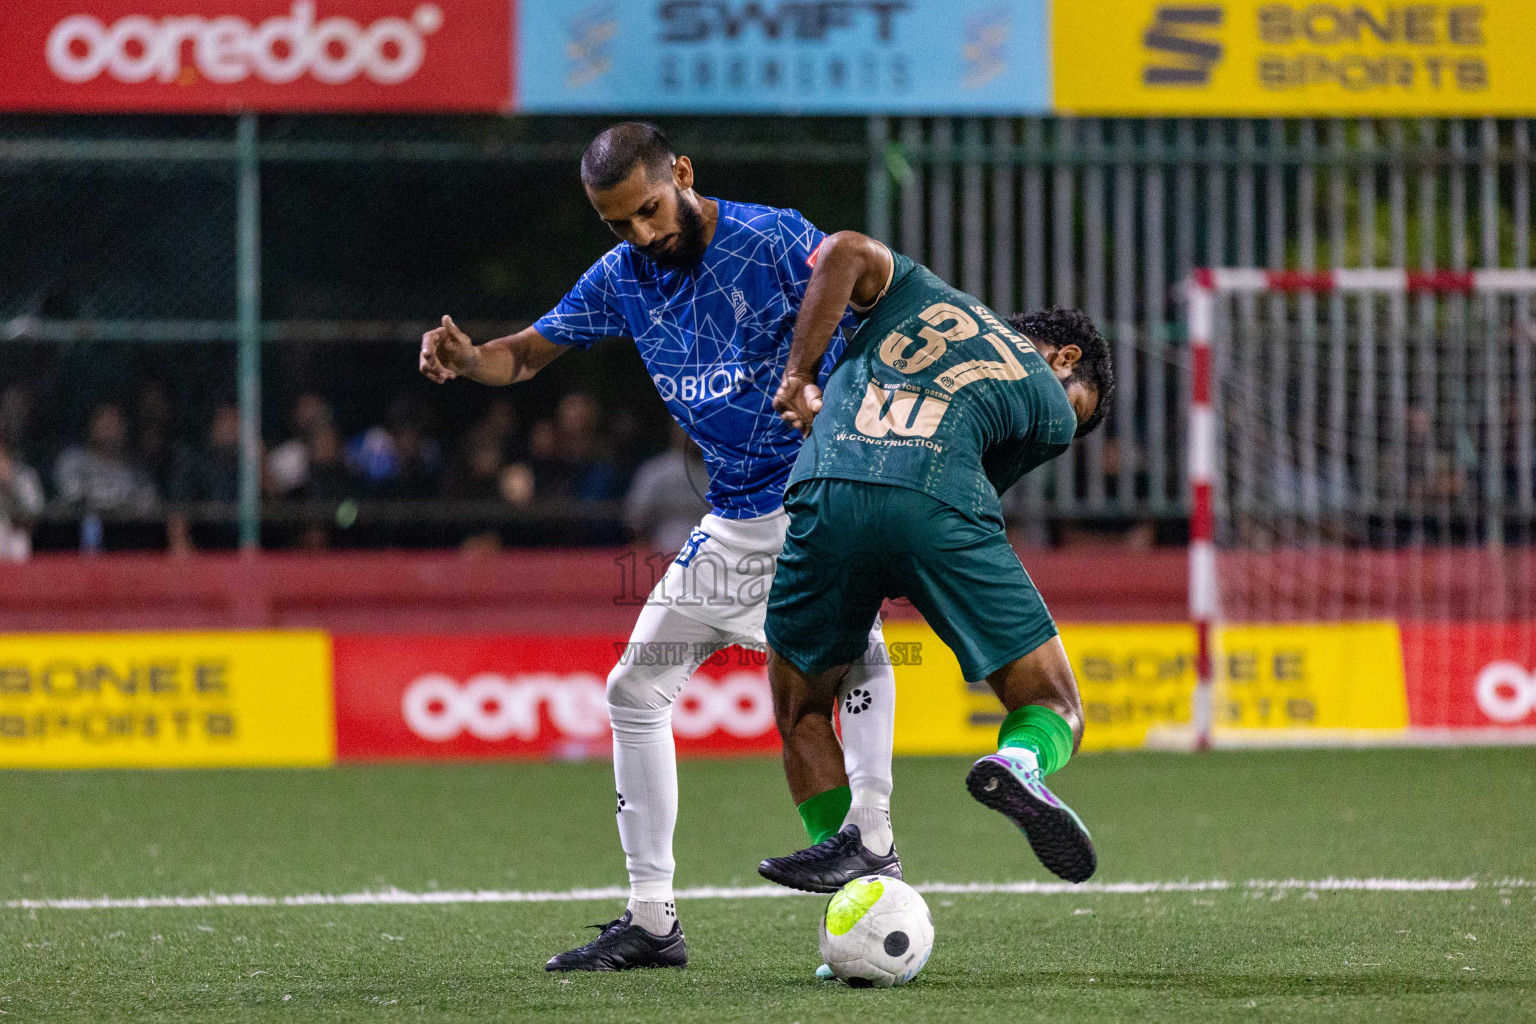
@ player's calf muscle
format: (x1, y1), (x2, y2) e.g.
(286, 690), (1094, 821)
(987, 638), (1085, 748)
(769, 649), (851, 803)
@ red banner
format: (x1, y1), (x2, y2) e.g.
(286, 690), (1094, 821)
(332, 634), (781, 760)
(0, 0), (511, 112)
(1401, 623), (1536, 729)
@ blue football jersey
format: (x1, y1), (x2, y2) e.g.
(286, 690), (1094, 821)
(533, 199), (853, 518)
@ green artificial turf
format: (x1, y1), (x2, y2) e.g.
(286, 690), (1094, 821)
(3, 749), (1534, 1022)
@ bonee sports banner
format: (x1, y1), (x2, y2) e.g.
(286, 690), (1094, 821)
(0, 0), (511, 112)
(0, 631), (333, 768)
(885, 619), (1411, 754)
(1055, 0), (1536, 115)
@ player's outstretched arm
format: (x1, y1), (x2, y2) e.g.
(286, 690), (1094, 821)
(774, 231), (892, 434)
(419, 316), (568, 386)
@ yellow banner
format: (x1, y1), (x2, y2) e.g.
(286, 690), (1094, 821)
(1053, 1), (1536, 115)
(1216, 621), (1408, 730)
(889, 620), (1407, 754)
(0, 631), (334, 768)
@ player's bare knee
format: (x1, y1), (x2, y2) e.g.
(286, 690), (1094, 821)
(768, 649), (833, 739)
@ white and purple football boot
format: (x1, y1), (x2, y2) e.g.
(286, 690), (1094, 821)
(965, 750), (1097, 883)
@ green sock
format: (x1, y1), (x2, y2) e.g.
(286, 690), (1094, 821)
(997, 705), (1074, 776)
(797, 785), (852, 844)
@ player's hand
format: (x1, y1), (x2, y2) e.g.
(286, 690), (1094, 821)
(420, 315), (478, 384)
(774, 372), (823, 435)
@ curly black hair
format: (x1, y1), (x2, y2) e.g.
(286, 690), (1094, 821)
(1006, 307), (1114, 437)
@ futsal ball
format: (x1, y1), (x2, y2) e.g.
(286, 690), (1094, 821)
(818, 875), (934, 988)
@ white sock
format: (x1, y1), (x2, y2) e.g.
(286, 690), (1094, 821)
(609, 703), (679, 903)
(844, 802), (894, 856)
(627, 898), (677, 937)
(837, 626), (896, 813)
(998, 745), (1041, 774)
(608, 602), (730, 906)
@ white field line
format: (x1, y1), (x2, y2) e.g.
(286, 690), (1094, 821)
(7, 877), (1528, 911)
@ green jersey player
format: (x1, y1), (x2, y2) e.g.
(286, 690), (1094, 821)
(756, 231), (1113, 893)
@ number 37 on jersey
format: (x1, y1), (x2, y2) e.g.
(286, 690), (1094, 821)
(854, 301), (1036, 440)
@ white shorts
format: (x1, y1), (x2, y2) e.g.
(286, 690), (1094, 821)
(646, 508), (790, 642)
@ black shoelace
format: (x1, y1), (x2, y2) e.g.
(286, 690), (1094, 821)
(778, 828), (860, 865)
(578, 918), (627, 945)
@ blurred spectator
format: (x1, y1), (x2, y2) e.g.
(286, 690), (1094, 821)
(527, 418), (562, 494)
(300, 422), (354, 501)
(529, 393), (625, 502)
(444, 435), (510, 501)
(605, 406), (646, 481)
(442, 403), (536, 507)
(166, 405), (241, 554)
(171, 405), (241, 504)
(280, 422), (356, 551)
(624, 424), (710, 552)
(0, 438), (45, 561)
(0, 383), (36, 461)
(348, 396), (441, 499)
(133, 381), (179, 496)
(443, 400), (517, 498)
(266, 393), (335, 497)
(470, 397), (520, 453)
(54, 403), (157, 512)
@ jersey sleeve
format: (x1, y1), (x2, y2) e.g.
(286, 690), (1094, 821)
(770, 207), (829, 296)
(531, 251), (630, 348)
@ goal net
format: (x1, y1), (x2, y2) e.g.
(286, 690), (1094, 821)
(1187, 269), (1536, 747)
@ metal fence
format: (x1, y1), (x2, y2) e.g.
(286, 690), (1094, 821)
(870, 116), (1536, 540)
(0, 114), (868, 551)
(3, 114), (1533, 549)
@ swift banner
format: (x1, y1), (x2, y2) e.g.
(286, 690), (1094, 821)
(0, 0), (511, 112)
(0, 631), (334, 767)
(1055, 0), (1536, 115)
(516, 0), (1052, 113)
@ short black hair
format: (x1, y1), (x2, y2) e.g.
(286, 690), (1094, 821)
(1007, 307), (1114, 438)
(580, 123), (676, 193)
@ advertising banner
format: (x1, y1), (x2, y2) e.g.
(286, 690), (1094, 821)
(516, 0), (1051, 114)
(888, 621), (1200, 753)
(888, 620), (1408, 754)
(1054, 0), (1536, 115)
(1400, 622), (1536, 729)
(332, 633), (781, 759)
(1216, 621), (1409, 731)
(0, 631), (334, 768)
(0, 0), (511, 112)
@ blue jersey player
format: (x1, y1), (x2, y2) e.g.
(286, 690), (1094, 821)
(420, 124), (899, 972)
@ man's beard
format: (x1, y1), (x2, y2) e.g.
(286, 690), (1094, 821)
(640, 190), (709, 270)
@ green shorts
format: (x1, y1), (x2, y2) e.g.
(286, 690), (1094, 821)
(765, 478), (1058, 682)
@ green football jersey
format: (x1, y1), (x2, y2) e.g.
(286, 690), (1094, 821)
(788, 251), (1078, 522)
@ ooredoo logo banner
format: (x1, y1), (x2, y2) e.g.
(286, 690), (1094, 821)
(332, 634), (781, 760)
(0, 0), (511, 112)
(1401, 623), (1536, 728)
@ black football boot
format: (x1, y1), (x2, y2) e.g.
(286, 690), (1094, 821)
(544, 911), (687, 972)
(757, 824), (903, 894)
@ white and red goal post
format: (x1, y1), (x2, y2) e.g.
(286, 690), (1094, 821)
(1186, 268), (1536, 749)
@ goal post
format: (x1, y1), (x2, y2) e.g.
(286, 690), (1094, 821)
(1185, 268), (1536, 749)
